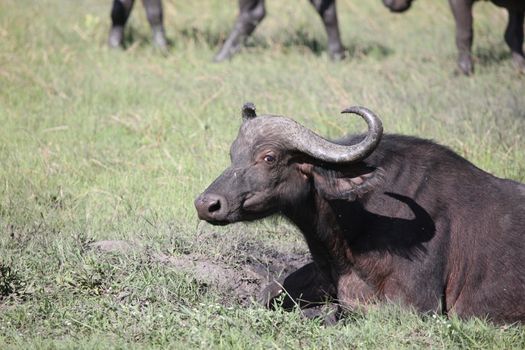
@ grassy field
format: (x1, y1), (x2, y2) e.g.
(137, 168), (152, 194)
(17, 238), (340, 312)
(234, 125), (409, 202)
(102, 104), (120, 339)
(1, 0), (524, 348)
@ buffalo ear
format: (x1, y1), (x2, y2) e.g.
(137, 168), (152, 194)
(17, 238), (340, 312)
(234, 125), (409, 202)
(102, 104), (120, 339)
(312, 166), (385, 201)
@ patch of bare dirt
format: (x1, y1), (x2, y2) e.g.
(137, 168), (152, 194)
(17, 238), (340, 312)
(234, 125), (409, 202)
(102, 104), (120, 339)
(89, 239), (310, 306)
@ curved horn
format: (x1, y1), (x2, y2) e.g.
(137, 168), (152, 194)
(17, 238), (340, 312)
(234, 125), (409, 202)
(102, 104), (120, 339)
(288, 106), (383, 163)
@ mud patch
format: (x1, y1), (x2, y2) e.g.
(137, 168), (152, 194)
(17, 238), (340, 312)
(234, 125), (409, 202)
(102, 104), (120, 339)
(89, 239), (310, 306)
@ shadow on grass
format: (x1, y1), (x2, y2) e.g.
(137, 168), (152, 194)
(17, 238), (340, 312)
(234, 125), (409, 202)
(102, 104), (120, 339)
(119, 27), (175, 49)
(120, 27), (150, 48)
(178, 26), (228, 48)
(176, 26), (393, 60)
(280, 29), (393, 59)
(344, 40), (393, 60)
(474, 45), (511, 67)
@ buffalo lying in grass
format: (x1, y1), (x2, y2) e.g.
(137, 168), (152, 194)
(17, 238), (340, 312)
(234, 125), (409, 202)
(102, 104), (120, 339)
(195, 103), (525, 323)
(384, 0), (525, 74)
(108, 0), (167, 49)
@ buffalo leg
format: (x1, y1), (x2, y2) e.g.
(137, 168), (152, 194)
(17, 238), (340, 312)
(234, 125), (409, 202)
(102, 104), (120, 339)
(109, 0), (135, 48)
(309, 0), (345, 60)
(448, 0), (475, 75)
(142, 0), (167, 49)
(504, 9), (525, 72)
(259, 262), (336, 310)
(214, 0), (266, 62)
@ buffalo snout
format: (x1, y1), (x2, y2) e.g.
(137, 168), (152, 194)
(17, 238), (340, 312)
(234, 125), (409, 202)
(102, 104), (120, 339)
(195, 193), (228, 223)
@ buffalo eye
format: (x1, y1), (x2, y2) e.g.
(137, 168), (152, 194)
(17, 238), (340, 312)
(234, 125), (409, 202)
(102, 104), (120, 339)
(263, 154), (276, 163)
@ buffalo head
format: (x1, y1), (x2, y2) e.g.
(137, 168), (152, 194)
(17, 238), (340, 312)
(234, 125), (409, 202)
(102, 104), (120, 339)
(383, 0), (413, 12)
(195, 103), (383, 225)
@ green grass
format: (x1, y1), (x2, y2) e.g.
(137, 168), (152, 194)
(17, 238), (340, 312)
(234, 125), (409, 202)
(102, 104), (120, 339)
(1, 0), (524, 348)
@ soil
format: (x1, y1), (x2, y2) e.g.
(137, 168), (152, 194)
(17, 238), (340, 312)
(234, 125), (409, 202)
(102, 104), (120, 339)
(89, 239), (311, 307)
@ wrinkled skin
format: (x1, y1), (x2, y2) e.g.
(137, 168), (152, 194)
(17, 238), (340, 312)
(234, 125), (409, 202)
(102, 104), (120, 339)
(195, 104), (525, 323)
(383, 0), (525, 74)
(214, 0), (344, 62)
(109, 0), (167, 49)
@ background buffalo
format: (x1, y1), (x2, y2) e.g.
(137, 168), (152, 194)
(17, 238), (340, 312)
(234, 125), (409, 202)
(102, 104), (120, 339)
(384, 0), (525, 74)
(109, 0), (167, 49)
(111, 0), (525, 74)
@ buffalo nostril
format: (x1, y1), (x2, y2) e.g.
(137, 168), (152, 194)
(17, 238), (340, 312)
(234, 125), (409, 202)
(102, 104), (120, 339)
(195, 193), (228, 222)
(208, 198), (221, 213)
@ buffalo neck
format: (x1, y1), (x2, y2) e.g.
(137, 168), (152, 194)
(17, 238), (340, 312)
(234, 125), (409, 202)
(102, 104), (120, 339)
(283, 185), (439, 291)
(283, 190), (420, 289)
(283, 192), (368, 277)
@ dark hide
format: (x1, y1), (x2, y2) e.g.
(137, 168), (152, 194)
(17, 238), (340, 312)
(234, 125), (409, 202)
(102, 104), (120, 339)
(195, 112), (525, 323)
(383, 0), (525, 74)
(108, 0), (167, 49)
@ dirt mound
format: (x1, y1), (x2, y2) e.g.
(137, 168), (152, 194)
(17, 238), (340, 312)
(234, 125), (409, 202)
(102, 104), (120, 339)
(89, 239), (310, 306)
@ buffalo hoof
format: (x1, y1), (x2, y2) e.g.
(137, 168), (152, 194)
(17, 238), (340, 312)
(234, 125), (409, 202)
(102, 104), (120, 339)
(456, 54), (474, 76)
(108, 26), (125, 49)
(511, 53), (525, 74)
(214, 43), (242, 63)
(302, 305), (340, 325)
(329, 50), (346, 61)
(258, 280), (286, 309)
(152, 26), (168, 51)
(214, 31), (246, 62)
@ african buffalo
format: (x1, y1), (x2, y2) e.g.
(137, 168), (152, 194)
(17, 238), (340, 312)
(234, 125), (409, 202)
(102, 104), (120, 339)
(215, 0), (345, 62)
(195, 103), (525, 323)
(384, 0), (525, 74)
(109, 0), (167, 49)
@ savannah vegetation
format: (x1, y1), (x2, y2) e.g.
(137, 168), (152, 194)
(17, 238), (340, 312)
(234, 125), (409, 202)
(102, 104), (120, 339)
(0, 0), (524, 348)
